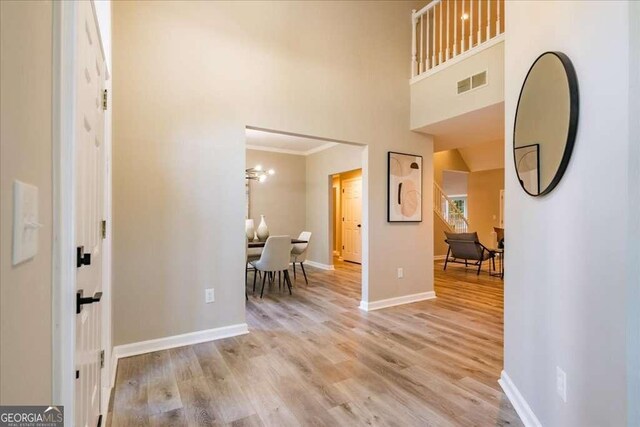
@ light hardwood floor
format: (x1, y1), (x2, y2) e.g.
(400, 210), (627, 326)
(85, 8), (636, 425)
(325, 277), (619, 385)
(108, 260), (521, 426)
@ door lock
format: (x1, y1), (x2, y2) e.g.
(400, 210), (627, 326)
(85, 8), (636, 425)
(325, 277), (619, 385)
(76, 246), (91, 268)
(76, 289), (102, 314)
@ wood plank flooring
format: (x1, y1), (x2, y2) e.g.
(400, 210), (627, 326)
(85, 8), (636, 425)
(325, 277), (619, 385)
(108, 260), (521, 426)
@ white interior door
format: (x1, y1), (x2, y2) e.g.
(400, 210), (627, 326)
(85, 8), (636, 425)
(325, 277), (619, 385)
(75, 2), (106, 426)
(342, 177), (362, 263)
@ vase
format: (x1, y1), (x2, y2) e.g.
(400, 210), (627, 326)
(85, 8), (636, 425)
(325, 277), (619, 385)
(245, 219), (255, 241)
(256, 215), (269, 242)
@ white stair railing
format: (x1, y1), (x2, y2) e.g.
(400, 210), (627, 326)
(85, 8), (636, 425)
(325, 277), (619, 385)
(412, 0), (505, 79)
(433, 181), (469, 233)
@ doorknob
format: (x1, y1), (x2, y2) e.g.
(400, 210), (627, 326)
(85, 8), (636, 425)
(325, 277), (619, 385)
(76, 290), (102, 314)
(357, 224), (361, 228)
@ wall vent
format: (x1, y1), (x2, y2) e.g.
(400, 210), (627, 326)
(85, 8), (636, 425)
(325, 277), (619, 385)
(457, 70), (488, 94)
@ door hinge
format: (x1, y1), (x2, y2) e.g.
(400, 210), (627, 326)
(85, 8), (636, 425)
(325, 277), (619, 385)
(100, 350), (105, 369)
(102, 89), (108, 110)
(101, 220), (107, 239)
(342, 245), (345, 250)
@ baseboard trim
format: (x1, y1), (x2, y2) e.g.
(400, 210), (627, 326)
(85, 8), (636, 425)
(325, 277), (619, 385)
(359, 291), (436, 311)
(498, 370), (542, 427)
(434, 255), (447, 261)
(111, 323), (248, 386)
(304, 260), (335, 270)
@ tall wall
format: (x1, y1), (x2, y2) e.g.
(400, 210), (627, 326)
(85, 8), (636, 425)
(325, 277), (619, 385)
(467, 168), (504, 246)
(113, 1), (433, 346)
(0, 0), (53, 404)
(246, 149), (306, 238)
(628, 3), (640, 425)
(504, 1), (631, 425)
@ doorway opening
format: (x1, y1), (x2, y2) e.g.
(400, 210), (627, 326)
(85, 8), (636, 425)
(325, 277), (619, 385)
(331, 169), (362, 265)
(244, 126), (366, 304)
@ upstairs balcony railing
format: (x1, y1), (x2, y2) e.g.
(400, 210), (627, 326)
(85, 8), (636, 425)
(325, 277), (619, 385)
(411, 0), (505, 80)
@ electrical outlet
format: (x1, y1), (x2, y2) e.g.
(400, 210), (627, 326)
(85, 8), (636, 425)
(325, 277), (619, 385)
(556, 366), (567, 402)
(397, 267), (404, 279)
(205, 288), (215, 303)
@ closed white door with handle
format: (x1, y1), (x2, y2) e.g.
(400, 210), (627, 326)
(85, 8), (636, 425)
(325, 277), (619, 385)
(342, 177), (362, 263)
(75, 2), (106, 426)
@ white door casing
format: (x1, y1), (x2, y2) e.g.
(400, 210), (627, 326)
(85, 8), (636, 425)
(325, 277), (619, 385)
(75, 1), (106, 425)
(342, 177), (362, 263)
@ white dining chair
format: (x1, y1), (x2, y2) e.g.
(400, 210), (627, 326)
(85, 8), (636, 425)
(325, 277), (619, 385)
(250, 236), (293, 298)
(246, 245), (263, 299)
(291, 231), (312, 285)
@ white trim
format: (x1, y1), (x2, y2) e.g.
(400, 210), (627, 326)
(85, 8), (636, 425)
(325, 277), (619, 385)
(304, 260), (335, 271)
(498, 371), (542, 427)
(434, 255), (447, 261)
(246, 142), (338, 157)
(410, 35), (505, 85)
(359, 291), (436, 311)
(111, 323), (249, 385)
(51, 0), (77, 416)
(304, 142), (339, 155)
(113, 323), (249, 361)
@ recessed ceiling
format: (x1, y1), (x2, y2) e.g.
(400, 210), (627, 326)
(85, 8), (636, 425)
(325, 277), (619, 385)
(416, 102), (505, 152)
(246, 128), (337, 156)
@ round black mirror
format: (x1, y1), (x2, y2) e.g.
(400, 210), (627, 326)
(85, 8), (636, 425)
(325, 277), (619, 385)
(513, 51), (579, 196)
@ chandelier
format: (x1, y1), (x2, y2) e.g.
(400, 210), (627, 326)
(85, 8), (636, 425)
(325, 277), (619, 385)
(245, 165), (275, 182)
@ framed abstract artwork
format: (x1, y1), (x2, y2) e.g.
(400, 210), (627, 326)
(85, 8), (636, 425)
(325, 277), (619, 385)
(388, 151), (423, 222)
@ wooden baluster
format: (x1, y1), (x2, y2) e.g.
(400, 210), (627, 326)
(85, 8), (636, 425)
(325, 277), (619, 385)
(461, 0), (466, 52)
(478, 0), (482, 44)
(469, 0), (474, 48)
(419, 14), (424, 73)
(446, 0), (450, 60)
(497, 0), (501, 34)
(439, 2), (443, 64)
(411, 11), (417, 77)
(487, 0), (491, 40)
(426, 10), (430, 70)
(454, 0), (458, 56)
(431, 9), (436, 67)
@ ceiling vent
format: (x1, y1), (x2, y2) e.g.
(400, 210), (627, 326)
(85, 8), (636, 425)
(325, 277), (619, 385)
(457, 70), (488, 94)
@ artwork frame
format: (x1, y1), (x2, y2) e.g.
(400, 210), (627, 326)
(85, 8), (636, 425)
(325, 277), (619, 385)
(387, 151), (423, 223)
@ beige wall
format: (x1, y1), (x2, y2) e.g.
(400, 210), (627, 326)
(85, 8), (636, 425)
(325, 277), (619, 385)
(467, 168), (503, 246)
(433, 149), (469, 186)
(505, 1), (631, 425)
(0, 0), (53, 404)
(305, 144), (363, 267)
(411, 41), (504, 130)
(246, 149), (306, 238)
(433, 216), (451, 257)
(113, 1), (433, 346)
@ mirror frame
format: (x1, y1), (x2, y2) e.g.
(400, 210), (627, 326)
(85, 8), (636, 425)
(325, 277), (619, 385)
(513, 51), (579, 197)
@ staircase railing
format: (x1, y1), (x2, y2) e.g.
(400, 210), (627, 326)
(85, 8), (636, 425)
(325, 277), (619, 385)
(433, 181), (469, 233)
(412, 0), (505, 79)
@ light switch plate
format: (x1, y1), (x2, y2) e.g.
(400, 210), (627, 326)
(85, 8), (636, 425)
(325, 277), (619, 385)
(205, 288), (215, 303)
(13, 180), (40, 265)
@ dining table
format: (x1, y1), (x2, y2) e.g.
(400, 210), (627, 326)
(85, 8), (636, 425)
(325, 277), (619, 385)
(247, 239), (307, 248)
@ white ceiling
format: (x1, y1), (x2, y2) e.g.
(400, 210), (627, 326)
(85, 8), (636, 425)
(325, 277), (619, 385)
(458, 139), (505, 172)
(246, 128), (337, 156)
(416, 102), (505, 152)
